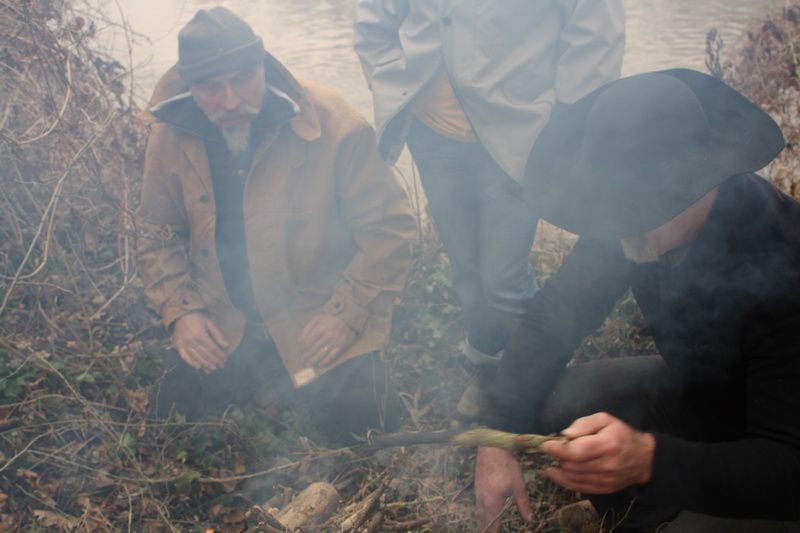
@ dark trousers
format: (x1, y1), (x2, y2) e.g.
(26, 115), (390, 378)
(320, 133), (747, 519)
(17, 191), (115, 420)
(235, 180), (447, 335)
(150, 324), (400, 446)
(538, 356), (800, 532)
(406, 120), (539, 356)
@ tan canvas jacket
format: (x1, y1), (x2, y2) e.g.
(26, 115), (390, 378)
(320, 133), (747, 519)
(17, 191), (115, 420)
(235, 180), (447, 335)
(137, 54), (416, 387)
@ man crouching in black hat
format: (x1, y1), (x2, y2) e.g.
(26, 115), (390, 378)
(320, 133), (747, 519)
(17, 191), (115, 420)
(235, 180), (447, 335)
(136, 7), (415, 444)
(475, 69), (800, 532)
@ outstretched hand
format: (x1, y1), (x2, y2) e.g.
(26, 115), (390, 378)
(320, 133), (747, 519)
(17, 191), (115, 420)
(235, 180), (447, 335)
(475, 446), (533, 533)
(171, 312), (229, 373)
(298, 314), (357, 368)
(540, 412), (655, 494)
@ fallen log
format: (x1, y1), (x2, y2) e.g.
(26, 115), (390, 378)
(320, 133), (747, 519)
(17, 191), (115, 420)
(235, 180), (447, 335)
(273, 481), (339, 531)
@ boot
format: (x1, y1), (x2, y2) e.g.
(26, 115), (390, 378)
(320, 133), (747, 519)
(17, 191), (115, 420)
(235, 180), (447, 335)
(455, 342), (501, 420)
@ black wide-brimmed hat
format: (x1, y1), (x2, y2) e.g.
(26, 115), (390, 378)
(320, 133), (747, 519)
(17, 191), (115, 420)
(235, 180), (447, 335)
(524, 69), (784, 239)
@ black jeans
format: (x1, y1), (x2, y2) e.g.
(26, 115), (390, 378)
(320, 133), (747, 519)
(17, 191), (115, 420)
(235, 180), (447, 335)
(149, 324), (400, 446)
(406, 120), (539, 356)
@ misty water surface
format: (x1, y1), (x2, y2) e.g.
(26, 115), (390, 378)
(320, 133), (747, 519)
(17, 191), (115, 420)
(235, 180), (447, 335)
(100, 0), (786, 202)
(108, 0), (786, 116)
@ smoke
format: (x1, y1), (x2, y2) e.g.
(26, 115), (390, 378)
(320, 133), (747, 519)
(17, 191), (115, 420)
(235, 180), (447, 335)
(17, 0), (786, 530)
(620, 237), (661, 264)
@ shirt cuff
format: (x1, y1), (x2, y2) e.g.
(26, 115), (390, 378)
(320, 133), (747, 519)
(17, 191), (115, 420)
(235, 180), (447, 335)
(323, 284), (369, 333)
(160, 286), (206, 331)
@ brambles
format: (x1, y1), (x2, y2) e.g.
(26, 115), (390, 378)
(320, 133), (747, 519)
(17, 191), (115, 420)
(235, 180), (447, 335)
(708, 3), (800, 198)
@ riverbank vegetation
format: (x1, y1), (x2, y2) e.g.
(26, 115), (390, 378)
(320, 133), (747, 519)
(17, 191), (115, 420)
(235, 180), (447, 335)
(1, 0), (798, 531)
(706, 3), (800, 198)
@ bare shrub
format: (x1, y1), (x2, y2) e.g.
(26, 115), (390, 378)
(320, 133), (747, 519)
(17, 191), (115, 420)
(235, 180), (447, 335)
(708, 3), (800, 198)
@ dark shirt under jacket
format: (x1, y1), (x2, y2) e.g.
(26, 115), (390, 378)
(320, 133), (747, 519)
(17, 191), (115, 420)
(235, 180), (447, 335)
(150, 90), (297, 322)
(484, 174), (800, 520)
(204, 95), (296, 321)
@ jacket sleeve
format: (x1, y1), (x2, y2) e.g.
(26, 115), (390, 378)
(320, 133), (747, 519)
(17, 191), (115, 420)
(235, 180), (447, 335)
(322, 121), (417, 332)
(136, 126), (206, 330)
(555, 0), (626, 105)
(639, 314), (800, 520)
(353, 0), (410, 88)
(483, 238), (630, 433)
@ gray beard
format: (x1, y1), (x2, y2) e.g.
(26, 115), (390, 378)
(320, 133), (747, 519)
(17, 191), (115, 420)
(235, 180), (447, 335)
(221, 123), (252, 155)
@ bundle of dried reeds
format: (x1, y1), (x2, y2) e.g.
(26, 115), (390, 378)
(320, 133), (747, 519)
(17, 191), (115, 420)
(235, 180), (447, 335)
(451, 427), (566, 454)
(365, 426), (566, 454)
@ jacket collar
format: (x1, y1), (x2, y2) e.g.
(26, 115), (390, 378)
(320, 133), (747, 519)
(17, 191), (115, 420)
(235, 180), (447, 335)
(148, 85), (299, 142)
(142, 52), (321, 142)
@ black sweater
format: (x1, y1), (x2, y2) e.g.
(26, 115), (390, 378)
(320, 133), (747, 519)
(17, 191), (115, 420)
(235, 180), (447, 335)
(484, 174), (800, 520)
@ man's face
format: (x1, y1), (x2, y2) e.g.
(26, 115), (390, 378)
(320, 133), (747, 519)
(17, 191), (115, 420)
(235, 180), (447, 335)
(190, 63), (267, 153)
(620, 186), (720, 264)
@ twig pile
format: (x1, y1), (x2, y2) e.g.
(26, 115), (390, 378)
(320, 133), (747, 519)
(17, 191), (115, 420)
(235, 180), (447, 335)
(0, 0), (146, 333)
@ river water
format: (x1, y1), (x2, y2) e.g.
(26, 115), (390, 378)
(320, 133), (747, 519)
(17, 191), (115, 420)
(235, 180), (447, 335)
(110, 0), (786, 115)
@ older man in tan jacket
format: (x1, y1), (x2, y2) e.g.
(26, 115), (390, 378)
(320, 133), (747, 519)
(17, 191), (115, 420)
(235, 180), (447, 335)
(137, 7), (415, 443)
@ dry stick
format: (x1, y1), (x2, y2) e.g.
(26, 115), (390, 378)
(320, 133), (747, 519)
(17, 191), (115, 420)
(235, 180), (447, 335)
(0, 350), (37, 385)
(26, 445), (349, 485)
(89, 272), (136, 320)
(364, 511), (384, 533)
(152, 497), (181, 533)
(0, 182), (24, 246)
(111, 0), (136, 109)
(382, 495), (445, 510)
(0, 431), (49, 473)
(0, 113), (115, 318)
(0, 166), (59, 283)
(13, 280), (77, 295)
(20, 1), (62, 129)
(0, 85), (13, 131)
(1, 394), (136, 413)
(13, 57), (72, 145)
(385, 517), (432, 531)
(481, 497), (514, 533)
(341, 483), (386, 531)
(36, 296), (65, 337)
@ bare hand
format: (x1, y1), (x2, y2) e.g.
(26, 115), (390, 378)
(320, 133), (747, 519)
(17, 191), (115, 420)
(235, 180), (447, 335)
(171, 312), (229, 373)
(475, 446), (533, 533)
(540, 412), (655, 494)
(298, 314), (357, 368)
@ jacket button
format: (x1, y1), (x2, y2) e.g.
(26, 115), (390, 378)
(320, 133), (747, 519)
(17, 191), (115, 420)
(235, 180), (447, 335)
(441, 16), (452, 26)
(200, 195), (209, 204)
(237, 169), (245, 177)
